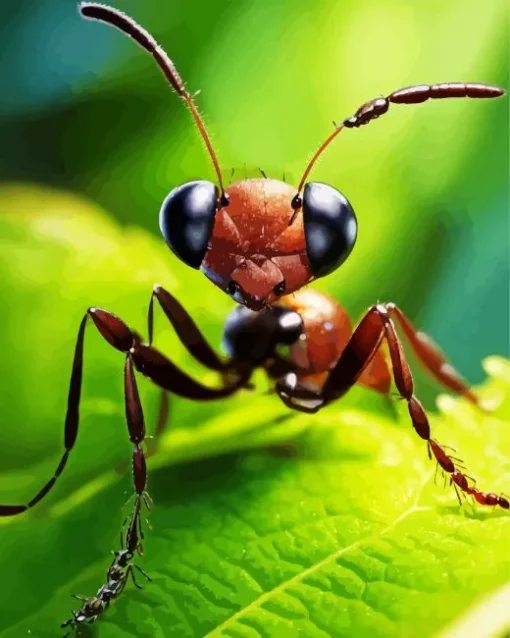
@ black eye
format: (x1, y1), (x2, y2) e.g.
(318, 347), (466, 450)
(291, 194), (302, 210)
(227, 280), (244, 303)
(159, 180), (218, 269)
(273, 281), (286, 296)
(302, 182), (357, 277)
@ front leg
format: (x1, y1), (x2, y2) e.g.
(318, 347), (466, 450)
(145, 284), (247, 457)
(277, 304), (508, 509)
(148, 285), (234, 372)
(0, 305), (251, 517)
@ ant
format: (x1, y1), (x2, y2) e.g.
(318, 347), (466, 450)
(0, 0), (508, 623)
(61, 494), (151, 635)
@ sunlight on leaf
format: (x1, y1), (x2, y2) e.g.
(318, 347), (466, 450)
(0, 186), (508, 638)
(0, 358), (508, 638)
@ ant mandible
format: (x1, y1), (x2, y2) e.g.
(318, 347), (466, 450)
(0, 2), (507, 528)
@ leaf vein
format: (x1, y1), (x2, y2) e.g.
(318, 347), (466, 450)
(204, 497), (433, 637)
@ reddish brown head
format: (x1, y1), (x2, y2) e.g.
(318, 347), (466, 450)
(79, 3), (357, 311)
(159, 176), (357, 310)
(201, 178), (310, 310)
(80, 3), (504, 312)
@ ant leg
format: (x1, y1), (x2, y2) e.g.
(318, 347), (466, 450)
(0, 314), (89, 516)
(384, 303), (480, 407)
(124, 489), (152, 556)
(129, 339), (251, 399)
(358, 348), (392, 395)
(376, 308), (504, 507)
(134, 564), (152, 582)
(0, 307), (251, 517)
(452, 483), (463, 507)
(125, 566), (143, 590)
(116, 388), (168, 474)
(277, 305), (507, 508)
(130, 298), (251, 508)
(126, 563), (153, 590)
(377, 308), (506, 508)
(148, 285), (235, 372)
(61, 610), (79, 630)
(123, 356), (153, 532)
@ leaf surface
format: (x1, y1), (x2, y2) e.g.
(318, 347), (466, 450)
(1, 357), (509, 637)
(0, 187), (508, 638)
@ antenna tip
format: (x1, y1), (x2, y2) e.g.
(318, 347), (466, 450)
(79, 2), (92, 12)
(79, 2), (111, 19)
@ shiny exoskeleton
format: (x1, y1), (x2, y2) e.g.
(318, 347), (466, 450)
(0, 0), (505, 528)
(78, 4), (504, 312)
(1, 2), (507, 634)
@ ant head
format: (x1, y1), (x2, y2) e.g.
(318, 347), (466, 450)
(80, 4), (358, 313)
(82, 5), (504, 311)
(160, 177), (357, 311)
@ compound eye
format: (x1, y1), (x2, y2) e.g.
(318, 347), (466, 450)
(302, 182), (357, 277)
(273, 280), (286, 296)
(227, 280), (244, 304)
(159, 180), (218, 269)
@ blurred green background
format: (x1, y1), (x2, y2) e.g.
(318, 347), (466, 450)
(1, 0), (507, 378)
(0, 0), (508, 635)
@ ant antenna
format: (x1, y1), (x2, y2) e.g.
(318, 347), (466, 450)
(79, 3), (225, 193)
(296, 82), (504, 193)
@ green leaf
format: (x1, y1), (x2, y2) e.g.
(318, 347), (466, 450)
(0, 183), (232, 499)
(1, 354), (509, 636)
(0, 186), (508, 637)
